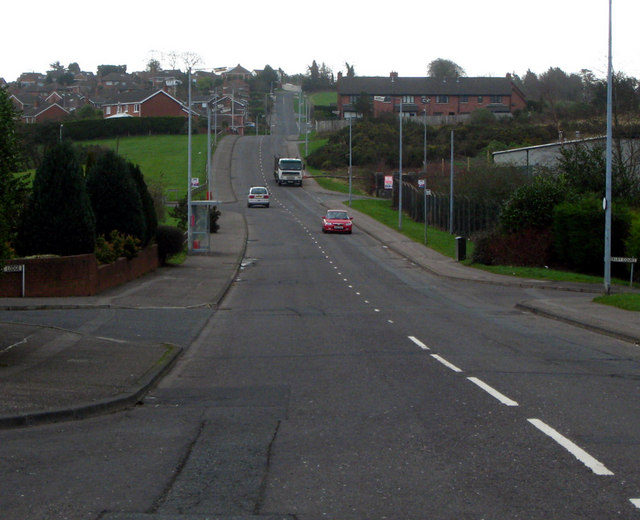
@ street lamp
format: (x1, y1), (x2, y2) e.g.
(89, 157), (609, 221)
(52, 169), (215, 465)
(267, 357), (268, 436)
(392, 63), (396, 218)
(398, 97), (403, 230)
(604, 0), (613, 294)
(348, 116), (353, 206)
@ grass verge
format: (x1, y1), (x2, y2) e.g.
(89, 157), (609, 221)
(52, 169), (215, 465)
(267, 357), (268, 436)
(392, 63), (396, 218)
(348, 198), (638, 312)
(593, 293), (640, 312)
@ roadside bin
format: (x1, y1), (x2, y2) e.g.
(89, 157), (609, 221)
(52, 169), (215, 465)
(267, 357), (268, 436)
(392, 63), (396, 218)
(455, 236), (466, 262)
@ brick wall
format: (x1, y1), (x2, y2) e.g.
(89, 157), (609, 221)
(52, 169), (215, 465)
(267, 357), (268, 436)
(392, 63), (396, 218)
(0, 245), (159, 298)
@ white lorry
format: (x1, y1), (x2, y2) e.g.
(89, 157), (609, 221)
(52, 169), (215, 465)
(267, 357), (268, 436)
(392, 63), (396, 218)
(273, 156), (304, 186)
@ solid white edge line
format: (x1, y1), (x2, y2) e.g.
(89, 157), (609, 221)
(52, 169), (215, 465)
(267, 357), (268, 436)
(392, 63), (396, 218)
(630, 499), (640, 509)
(431, 354), (463, 373)
(527, 418), (614, 476)
(408, 336), (429, 350)
(467, 377), (518, 406)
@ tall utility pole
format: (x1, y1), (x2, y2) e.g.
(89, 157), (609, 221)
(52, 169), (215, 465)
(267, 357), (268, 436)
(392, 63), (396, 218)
(348, 116), (353, 206)
(449, 130), (454, 234)
(604, 0), (613, 294)
(187, 67), (193, 252)
(207, 102), (212, 200)
(423, 109), (427, 172)
(398, 98), (403, 230)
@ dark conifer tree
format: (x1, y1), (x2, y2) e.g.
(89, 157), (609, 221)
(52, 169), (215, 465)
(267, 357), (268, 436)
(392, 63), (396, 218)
(86, 150), (146, 241)
(20, 142), (95, 256)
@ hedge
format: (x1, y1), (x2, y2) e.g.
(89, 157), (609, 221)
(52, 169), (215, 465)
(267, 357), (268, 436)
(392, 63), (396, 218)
(22, 116), (188, 145)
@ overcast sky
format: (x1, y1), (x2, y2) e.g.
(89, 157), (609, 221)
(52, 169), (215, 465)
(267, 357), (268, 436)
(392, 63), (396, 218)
(3, 0), (638, 83)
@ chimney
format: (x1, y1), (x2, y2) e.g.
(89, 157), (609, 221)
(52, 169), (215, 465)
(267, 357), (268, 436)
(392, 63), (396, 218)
(337, 71), (343, 81)
(390, 71), (398, 82)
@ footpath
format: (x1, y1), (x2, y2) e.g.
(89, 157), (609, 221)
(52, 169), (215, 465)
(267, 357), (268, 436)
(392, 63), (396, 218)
(0, 137), (638, 429)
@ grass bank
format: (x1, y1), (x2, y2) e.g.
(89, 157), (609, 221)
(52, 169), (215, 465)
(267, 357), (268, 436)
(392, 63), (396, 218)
(83, 134), (210, 200)
(346, 198), (638, 311)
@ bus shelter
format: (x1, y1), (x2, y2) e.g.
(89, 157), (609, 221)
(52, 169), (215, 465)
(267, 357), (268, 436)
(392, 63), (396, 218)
(189, 200), (219, 253)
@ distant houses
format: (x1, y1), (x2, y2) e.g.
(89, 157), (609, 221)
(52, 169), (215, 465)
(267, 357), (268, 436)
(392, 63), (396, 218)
(337, 71), (527, 122)
(5, 65), (253, 133)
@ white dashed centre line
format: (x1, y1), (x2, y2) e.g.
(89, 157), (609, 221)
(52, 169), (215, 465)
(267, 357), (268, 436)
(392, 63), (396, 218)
(430, 354), (463, 373)
(467, 377), (518, 406)
(527, 418), (614, 476)
(408, 336), (430, 350)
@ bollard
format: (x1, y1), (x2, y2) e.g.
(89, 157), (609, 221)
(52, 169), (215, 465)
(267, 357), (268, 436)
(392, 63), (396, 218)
(455, 236), (466, 262)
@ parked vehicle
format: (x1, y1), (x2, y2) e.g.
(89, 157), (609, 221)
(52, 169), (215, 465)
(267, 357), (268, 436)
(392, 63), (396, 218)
(322, 209), (352, 234)
(274, 156), (303, 186)
(247, 186), (270, 208)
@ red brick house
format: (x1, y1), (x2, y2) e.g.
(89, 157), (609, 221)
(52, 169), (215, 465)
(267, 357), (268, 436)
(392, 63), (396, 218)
(102, 89), (188, 118)
(337, 72), (527, 120)
(22, 102), (69, 123)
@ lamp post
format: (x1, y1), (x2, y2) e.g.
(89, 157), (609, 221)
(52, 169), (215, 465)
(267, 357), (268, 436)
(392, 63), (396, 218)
(398, 97), (403, 230)
(449, 130), (454, 234)
(604, 0), (613, 294)
(348, 116), (353, 206)
(187, 67), (193, 252)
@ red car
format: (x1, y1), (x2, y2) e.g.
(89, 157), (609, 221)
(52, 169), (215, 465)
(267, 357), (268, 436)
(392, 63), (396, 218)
(322, 209), (353, 234)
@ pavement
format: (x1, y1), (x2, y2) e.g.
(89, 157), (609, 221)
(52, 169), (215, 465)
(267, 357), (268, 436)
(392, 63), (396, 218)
(0, 136), (638, 429)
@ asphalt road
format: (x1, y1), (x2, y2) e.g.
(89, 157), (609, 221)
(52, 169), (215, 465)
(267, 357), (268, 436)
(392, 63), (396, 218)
(0, 93), (640, 519)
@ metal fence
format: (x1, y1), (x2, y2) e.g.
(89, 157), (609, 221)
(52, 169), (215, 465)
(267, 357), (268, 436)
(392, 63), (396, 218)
(399, 182), (501, 237)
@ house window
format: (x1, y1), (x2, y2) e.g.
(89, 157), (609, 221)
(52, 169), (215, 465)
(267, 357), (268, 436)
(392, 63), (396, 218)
(106, 106), (111, 115)
(402, 95), (414, 104)
(436, 95), (449, 104)
(478, 96), (484, 104)
(134, 104), (140, 113)
(461, 95), (469, 103)
(490, 95), (502, 103)
(350, 95), (358, 103)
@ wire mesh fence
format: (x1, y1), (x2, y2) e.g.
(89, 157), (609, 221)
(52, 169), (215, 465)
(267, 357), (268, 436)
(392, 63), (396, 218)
(399, 181), (501, 237)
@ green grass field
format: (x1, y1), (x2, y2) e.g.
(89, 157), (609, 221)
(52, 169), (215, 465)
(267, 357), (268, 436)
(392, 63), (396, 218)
(309, 91), (337, 106)
(83, 134), (210, 199)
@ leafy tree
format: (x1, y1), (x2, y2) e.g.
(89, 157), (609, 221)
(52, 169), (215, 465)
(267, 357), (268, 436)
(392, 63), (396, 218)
(427, 58), (466, 79)
(146, 59), (162, 73)
(354, 92), (373, 119)
(345, 62), (355, 78)
(97, 64), (127, 77)
(0, 87), (28, 265)
(303, 60), (334, 91)
(250, 64), (279, 93)
(556, 143), (605, 195)
(67, 62), (81, 74)
(86, 150), (146, 242)
(556, 142), (640, 204)
(19, 142), (95, 256)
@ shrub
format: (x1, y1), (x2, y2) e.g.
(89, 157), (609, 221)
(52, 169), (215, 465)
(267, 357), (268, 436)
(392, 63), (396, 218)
(553, 196), (631, 275)
(500, 174), (569, 233)
(625, 212), (640, 259)
(95, 230), (141, 264)
(471, 228), (554, 267)
(209, 206), (221, 233)
(156, 225), (185, 265)
(19, 142), (96, 256)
